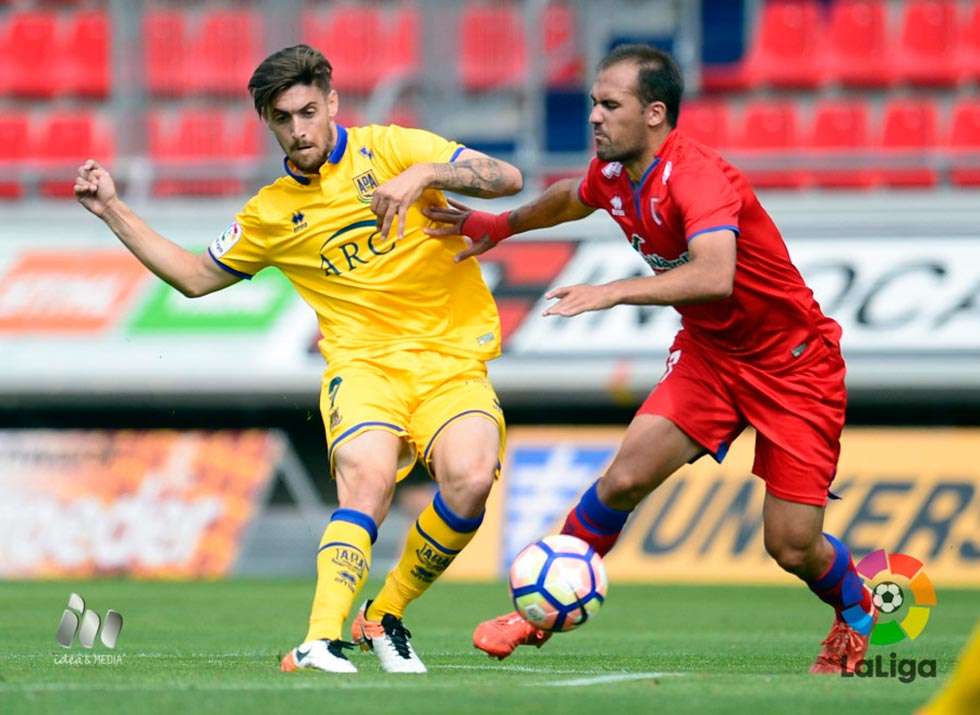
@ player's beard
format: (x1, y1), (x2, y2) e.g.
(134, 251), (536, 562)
(290, 145), (330, 173)
(595, 133), (644, 164)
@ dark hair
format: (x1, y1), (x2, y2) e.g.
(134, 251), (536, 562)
(248, 44), (333, 117)
(598, 44), (683, 127)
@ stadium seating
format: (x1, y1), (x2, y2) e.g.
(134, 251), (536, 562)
(896, 0), (959, 86)
(961, 2), (980, 82)
(5, 11), (60, 97)
(459, 3), (526, 91)
(879, 99), (940, 188)
(144, 9), (189, 97)
(736, 101), (806, 189)
(544, 1), (583, 86)
(827, 0), (894, 87)
(61, 10), (110, 98)
(0, 114), (29, 199)
(303, 5), (387, 93)
(190, 9), (262, 96)
(149, 110), (261, 196)
(949, 100), (980, 187)
(746, 0), (825, 89)
(34, 113), (114, 198)
(808, 100), (876, 188)
(677, 101), (731, 150)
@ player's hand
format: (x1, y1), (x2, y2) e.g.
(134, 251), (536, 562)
(543, 283), (619, 317)
(74, 159), (118, 218)
(371, 164), (429, 241)
(423, 199), (492, 262)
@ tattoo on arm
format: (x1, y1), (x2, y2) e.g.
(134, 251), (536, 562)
(429, 158), (509, 198)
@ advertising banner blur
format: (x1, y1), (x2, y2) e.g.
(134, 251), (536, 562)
(1, 230), (978, 403)
(0, 430), (283, 578)
(449, 428), (980, 586)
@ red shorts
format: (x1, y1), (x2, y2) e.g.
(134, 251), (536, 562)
(638, 331), (847, 507)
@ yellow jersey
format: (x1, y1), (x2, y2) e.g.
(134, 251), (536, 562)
(208, 124), (501, 363)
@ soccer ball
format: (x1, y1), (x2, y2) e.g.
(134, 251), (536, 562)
(873, 582), (904, 614)
(509, 534), (607, 632)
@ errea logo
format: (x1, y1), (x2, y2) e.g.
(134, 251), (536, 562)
(291, 211), (308, 232)
(610, 196), (625, 217)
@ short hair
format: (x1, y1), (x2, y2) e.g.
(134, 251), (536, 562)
(248, 45), (333, 118)
(597, 44), (684, 127)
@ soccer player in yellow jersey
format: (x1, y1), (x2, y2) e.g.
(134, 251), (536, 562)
(73, 45), (522, 674)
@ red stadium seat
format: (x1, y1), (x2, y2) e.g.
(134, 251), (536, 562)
(0, 114), (28, 198)
(827, 0), (894, 87)
(144, 10), (190, 97)
(896, 0), (959, 86)
(736, 101), (805, 189)
(386, 4), (421, 81)
(949, 100), (980, 187)
(149, 110), (259, 196)
(746, 0), (826, 89)
(61, 10), (111, 98)
(879, 100), (939, 188)
(961, 2), (980, 82)
(677, 101), (731, 150)
(304, 5), (386, 93)
(808, 100), (876, 188)
(6, 11), (59, 97)
(544, 1), (582, 87)
(459, 3), (526, 91)
(34, 112), (114, 197)
(189, 9), (262, 96)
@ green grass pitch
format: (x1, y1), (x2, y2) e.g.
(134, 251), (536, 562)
(1, 580), (975, 714)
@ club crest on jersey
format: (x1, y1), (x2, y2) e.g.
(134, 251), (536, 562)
(610, 195), (626, 217)
(353, 170), (379, 203)
(601, 162), (623, 179)
(650, 197), (664, 226)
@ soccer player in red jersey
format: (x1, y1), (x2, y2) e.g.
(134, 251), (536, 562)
(424, 44), (875, 674)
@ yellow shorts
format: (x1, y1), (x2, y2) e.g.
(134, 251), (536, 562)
(320, 350), (506, 481)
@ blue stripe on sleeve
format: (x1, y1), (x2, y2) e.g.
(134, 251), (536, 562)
(449, 146), (466, 162)
(208, 248), (253, 280)
(686, 225), (740, 242)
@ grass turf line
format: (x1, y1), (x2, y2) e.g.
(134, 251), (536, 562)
(0, 580), (974, 714)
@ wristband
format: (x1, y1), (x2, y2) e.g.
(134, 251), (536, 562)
(460, 210), (513, 245)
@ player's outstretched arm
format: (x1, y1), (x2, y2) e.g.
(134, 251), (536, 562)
(544, 229), (736, 317)
(422, 178), (594, 262)
(74, 160), (239, 298)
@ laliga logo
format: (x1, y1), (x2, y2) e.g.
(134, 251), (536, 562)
(840, 550), (938, 683)
(850, 549), (937, 645)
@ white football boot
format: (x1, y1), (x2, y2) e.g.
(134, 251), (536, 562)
(351, 600), (427, 673)
(280, 639), (357, 673)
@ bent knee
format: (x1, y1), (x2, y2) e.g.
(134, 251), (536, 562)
(765, 541), (810, 575)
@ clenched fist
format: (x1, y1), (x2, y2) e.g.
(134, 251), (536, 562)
(74, 159), (118, 217)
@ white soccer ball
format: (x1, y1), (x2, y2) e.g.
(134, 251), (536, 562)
(508, 534), (607, 632)
(872, 581), (904, 614)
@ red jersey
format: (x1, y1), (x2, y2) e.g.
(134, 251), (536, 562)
(578, 129), (840, 366)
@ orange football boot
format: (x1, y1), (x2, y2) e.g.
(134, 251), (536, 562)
(473, 611), (551, 660)
(810, 606), (878, 675)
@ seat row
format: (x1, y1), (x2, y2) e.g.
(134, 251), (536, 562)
(679, 97), (980, 188)
(704, 0), (980, 91)
(0, 2), (584, 99)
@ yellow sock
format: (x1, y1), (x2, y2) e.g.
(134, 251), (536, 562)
(366, 492), (483, 620)
(304, 509), (377, 642)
